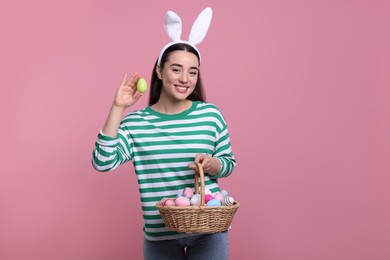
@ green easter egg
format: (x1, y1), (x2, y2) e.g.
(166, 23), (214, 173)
(137, 78), (147, 93)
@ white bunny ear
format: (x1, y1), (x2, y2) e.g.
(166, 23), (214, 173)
(188, 7), (213, 45)
(157, 7), (213, 65)
(164, 10), (182, 41)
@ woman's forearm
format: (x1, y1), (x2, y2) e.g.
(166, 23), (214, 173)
(101, 105), (126, 138)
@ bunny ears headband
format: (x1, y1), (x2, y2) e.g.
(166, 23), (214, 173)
(157, 7), (213, 66)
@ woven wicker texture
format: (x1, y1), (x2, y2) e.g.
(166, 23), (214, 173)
(156, 162), (240, 233)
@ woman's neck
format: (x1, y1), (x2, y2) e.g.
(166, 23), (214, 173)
(151, 99), (193, 115)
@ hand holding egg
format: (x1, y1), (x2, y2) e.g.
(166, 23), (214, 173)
(114, 73), (143, 109)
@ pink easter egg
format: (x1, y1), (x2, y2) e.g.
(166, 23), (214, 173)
(175, 196), (190, 206)
(213, 192), (224, 202)
(204, 194), (214, 203)
(164, 199), (175, 207)
(183, 187), (194, 198)
(160, 198), (169, 205)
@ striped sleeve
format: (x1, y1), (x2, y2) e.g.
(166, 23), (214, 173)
(205, 104), (236, 179)
(92, 125), (133, 172)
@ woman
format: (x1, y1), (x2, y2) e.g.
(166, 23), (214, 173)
(92, 8), (236, 260)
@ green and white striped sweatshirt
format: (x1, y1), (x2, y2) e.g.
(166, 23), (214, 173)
(92, 101), (236, 241)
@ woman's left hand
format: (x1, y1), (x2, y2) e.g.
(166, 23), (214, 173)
(188, 154), (212, 173)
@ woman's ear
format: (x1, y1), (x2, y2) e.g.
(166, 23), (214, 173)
(156, 65), (162, 80)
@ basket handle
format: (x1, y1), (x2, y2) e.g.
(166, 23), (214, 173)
(193, 162), (205, 207)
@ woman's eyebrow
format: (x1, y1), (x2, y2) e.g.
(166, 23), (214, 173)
(170, 63), (199, 70)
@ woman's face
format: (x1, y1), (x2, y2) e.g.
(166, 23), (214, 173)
(156, 50), (199, 102)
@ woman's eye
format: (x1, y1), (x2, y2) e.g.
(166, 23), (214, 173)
(172, 68), (180, 73)
(190, 71), (198, 76)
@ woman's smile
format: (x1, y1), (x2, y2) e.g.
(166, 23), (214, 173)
(175, 84), (190, 93)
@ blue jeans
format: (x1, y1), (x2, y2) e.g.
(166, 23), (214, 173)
(143, 231), (229, 260)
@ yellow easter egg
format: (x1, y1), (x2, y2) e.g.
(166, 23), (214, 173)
(136, 78), (147, 93)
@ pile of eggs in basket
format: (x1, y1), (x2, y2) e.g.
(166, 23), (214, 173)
(159, 187), (235, 207)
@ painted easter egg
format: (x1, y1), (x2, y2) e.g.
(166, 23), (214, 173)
(136, 78), (148, 93)
(164, 199), (175, 207)
(221, 190), (229, 197)
(175, 196), (190, 206)
(190, 194), (201, 206)
(222, 196), (235, 206)
(213, 192), (224, 202)
(183, 187), (194, 198)
(206, 199), (221, 206)
(204, 194), (214, 203)
(160, 198), (169, 205)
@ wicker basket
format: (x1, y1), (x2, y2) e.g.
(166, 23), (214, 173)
(156, 162), (240, 233)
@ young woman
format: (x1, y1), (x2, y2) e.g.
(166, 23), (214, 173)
(92, 8), (236, 260)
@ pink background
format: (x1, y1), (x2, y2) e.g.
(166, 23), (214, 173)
(1, 0), (389, 259)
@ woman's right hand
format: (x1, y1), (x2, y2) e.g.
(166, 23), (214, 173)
(113, 72), (143, 109)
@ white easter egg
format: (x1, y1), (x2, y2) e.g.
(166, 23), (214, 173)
(190, 194), (201, 206)
(221, 190), (229, 197)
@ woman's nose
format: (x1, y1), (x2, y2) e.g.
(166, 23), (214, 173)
(179, 72), (188, 83)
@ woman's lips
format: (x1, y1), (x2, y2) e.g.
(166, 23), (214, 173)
(175, 85), (188, 93)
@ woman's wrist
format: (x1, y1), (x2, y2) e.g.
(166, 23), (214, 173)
(209, 156), (221, 176)
(111, 103), (127, 112)
(101, 104), (125, 138)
